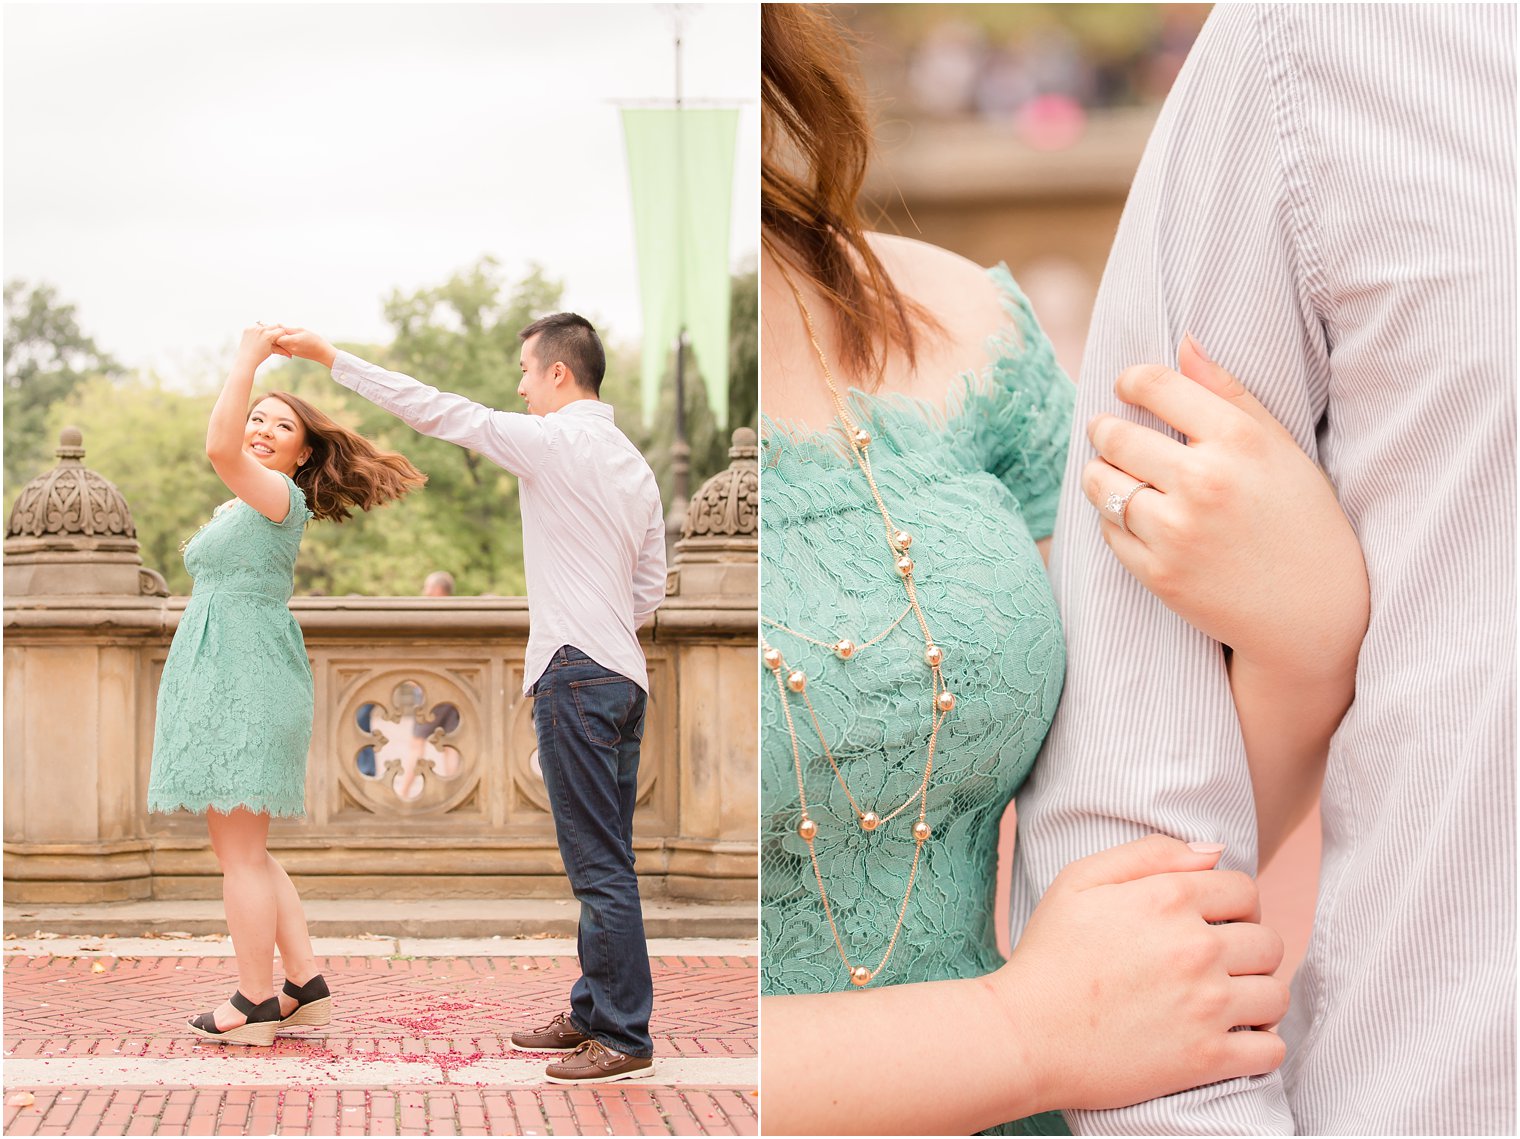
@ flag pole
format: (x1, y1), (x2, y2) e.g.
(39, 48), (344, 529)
(665, 4), (692, 544)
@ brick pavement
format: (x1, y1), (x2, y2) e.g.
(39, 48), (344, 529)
(3, 942), (758, 1136)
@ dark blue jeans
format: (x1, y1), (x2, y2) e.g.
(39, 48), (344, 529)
(531, 645), (653, 1057)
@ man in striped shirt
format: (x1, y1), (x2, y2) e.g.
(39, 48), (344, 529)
(1011, 6), (1515, 1135)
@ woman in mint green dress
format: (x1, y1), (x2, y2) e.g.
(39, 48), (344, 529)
(758, 7), (1369, 1135)
(148, 323), (423, 1045)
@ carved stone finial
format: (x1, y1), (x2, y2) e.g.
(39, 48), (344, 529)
(681, 428), (759, 540)
(56, 426), (85, 461)
(4, 427), (166, 598)
(668, 427), (758, 598)
(7, 427), (135, 540)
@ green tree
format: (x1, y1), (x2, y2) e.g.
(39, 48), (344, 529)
(369, 258), (563, 595)
(207, 257), (562, 596)
(17, 260), (759, 596)
(44, 375), (227, 593)
(5, 281), (124, 502)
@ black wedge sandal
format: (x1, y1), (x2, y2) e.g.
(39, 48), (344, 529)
(278, 974), (332, 1030)
(187, 991), (281, 1046)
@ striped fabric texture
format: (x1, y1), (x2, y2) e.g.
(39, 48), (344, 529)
(1009, 5), (1516, 1135)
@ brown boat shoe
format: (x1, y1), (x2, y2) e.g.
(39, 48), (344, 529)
(544, 1039), (655, 1084)
(510, 1012), (589, 1052)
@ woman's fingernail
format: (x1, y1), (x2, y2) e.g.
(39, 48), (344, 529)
(1183, 333), (1216, 366)
(1187, 841), (1226, 854)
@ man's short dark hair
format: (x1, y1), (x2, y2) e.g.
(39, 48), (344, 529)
(518, 312), (606, 395)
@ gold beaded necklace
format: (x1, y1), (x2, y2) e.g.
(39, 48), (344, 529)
(762, 274), (954, 989)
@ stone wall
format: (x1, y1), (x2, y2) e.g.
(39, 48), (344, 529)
(3, 428), (759, 904)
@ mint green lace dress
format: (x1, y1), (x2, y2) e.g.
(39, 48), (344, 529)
(147, 473), (313, 817)
(761, 268), (1073, 1136)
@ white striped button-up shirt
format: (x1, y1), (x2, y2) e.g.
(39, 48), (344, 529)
(1010, 5), (1515, 1135)
(331, 351), (667, 695)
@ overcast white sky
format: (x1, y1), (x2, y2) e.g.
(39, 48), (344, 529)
(4, 2), (758, 385)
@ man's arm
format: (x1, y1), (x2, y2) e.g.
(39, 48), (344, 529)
(277, 330), (548, 479)
(1011, 7), (1332, 1133)
(632, 497), (666, 628)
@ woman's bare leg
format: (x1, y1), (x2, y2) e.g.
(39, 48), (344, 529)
(267, 855), (319, 1016)
(205, 807), (277, 1029)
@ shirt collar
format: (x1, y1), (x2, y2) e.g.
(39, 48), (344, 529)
(552, 399), (614, 422)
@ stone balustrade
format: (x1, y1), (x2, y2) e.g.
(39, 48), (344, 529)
(3, 428), (759, 904)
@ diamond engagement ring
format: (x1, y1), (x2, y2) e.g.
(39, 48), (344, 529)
(1103, 481), (1152, 534)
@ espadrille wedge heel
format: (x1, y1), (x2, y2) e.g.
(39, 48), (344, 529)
(278, 974), (332, 1030)
(187, 991), (281, 1046)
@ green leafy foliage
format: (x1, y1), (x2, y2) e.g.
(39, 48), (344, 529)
(4, 280), (124, 498)
(39, 376), (223, 593)
(10, 261), (757, 597)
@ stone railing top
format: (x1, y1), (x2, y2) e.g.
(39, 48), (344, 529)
(3, 591), (755, 637)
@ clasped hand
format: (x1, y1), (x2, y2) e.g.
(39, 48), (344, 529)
(1082, 336), (1369, 682)
(236, 322), (293, 365)
(235, 324), (337, 370)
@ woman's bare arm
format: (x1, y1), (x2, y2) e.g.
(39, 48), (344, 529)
(762, 836), (1288, 1135)
(205, 324), (299, 522)
(1081, 337), (1368, 863)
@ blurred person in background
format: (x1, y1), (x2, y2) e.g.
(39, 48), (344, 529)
(422, 570), (455, 597)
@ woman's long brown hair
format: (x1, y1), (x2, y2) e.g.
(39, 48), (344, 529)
(762, 3), (935, 383)
(259, 391), (426, 523)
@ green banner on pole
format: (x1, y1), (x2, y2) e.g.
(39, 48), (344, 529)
(621, 107), (738, 427)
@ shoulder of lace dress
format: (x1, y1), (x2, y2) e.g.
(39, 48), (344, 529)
(762, 264), (1047, 463)
(257, 471), (312, 528)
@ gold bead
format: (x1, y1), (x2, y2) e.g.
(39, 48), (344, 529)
(895, 555), (914, 577)
(798, 817), (818, 842)
(935, 690), (956, 713)
(859, 811), (880, 831)
(924, 645), (944, 667)
(893, 530), (913, 550)
(913, 821), (932, 842)
(833, 639), (856, 660)
(853, 428), (872, 448)
(787, 670), (807, 693)
(850, 966), (872, 986)
(763, 648), (783, 671)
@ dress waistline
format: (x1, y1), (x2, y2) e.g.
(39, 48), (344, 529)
(188, 589), (292, 604)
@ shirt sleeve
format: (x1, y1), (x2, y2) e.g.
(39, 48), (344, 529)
(1009, 7), (1328, 1134)
(632, 496), (667, 627)
(330, 350), (550, 479)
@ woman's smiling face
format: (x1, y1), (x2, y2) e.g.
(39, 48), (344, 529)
(244, 396), (311, 477)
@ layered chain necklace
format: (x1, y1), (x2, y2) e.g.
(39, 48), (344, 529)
(179, 500), (239, 555)
(762, 275), (954, 989)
